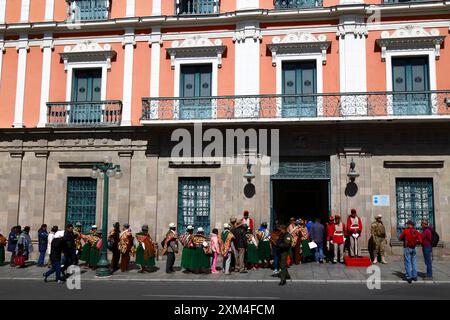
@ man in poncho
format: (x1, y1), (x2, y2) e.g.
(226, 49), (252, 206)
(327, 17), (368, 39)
(119, 223), (134, 272)
(161, 223), (178, 274)
(256, 222), (271, 268)
(108, 222), (121, 272)
(135, 225), (156, 273)
(180, 225), (195, 273)
(221, 223), (235, 275)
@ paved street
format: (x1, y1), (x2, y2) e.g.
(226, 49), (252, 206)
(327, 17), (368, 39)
(0, 255), (449, 299)
(1, 279), (450, 300)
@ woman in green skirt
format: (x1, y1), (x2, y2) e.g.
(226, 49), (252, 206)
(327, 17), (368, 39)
(246, 229), (259, 270)
(135, 225), (156, 273)
(0, 232), (6, 265)
(80, 225), (99, 268)
(299, 220), (312, 263)
(256, 223), (271, 268)
(89, 233), (101, 269)
(191, 227), (210, 274)
(180, 226), (195, 272)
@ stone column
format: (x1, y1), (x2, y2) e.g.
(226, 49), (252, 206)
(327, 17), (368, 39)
(13, 35), (29, 128)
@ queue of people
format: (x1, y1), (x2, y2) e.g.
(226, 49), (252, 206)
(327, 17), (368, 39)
(0, 209), (438, 285)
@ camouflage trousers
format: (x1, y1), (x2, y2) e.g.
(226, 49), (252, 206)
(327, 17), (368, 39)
(373, 236), (386, 256)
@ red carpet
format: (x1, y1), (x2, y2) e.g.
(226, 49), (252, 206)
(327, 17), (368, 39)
(344, 256), (372, 267)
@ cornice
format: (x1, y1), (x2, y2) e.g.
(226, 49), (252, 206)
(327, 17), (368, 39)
(1, 3), (450, 36)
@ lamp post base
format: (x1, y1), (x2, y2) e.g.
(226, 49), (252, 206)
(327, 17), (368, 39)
(95, 257), (112, 277)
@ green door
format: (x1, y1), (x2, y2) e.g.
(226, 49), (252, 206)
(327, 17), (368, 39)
(71, 68), (102, 124)
(392, 57), (430, 115)
(66, 177), (97, 234)
(282, 61), (317, 118)
(396, 178), (434, 236)
(178, 178), (211, 234)
(180, 64), (212, 119)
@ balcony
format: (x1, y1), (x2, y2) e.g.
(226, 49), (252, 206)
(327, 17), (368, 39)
(68, 0), (110, 21)
(176, 0), (220, 15)
(141, 91), (450, 122)
(274, 0), (323, 9)
(47, 101), (122, 127)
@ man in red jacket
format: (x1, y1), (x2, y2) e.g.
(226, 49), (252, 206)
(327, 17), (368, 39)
(399, 220), (422, 283)
(241, 210), (254, 233)
(347, 209), (363, 258)
(330, 214), (346, 264)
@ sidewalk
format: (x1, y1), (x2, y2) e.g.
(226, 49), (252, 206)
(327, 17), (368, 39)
(1, 256), (449, 284)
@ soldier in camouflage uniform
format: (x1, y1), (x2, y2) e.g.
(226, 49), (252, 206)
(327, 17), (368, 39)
(275, 225), (292, 286)
(370, 214), (387, 264)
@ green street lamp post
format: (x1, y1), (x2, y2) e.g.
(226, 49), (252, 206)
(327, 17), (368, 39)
(91, 156), (122, 277)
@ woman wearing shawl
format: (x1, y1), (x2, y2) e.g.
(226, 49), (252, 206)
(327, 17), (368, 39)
(80, 225), (98, 266)
(246, 227), (259, 270)
(180, 225), (195, 272)
(191, 227), (210, 274)
(256, 222), (271, 268)
(16, 226), (33, 268)
(135, 224), (156, 273)
(299, 219), (313, 263)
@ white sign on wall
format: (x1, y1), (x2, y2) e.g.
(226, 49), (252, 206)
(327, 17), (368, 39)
(373, 195), (389, 206)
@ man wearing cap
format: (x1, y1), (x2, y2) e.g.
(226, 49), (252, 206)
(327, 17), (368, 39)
(347, 209), (363, 258)
(119, 223), (134, 272)
(330, 214), (346, 263)
(162, 223), (178, 274)
(221, 223), (235, 275)
(370, 214), (387, 264)
(108, 222), (121, 272)
(135, 225), (156, 273)
(241, 210), (254, 233)
(399, 220), (422, 283)
(325, 215), (335, 263)
(180, 225), (195, 273)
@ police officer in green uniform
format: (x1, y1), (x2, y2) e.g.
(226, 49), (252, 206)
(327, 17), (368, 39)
(276, 225), (292, 286)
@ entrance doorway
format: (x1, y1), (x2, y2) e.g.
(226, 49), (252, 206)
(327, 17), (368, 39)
(271, 179), (330, 226)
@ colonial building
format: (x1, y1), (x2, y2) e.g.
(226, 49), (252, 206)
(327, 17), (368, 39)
(0, 0), (449, 255)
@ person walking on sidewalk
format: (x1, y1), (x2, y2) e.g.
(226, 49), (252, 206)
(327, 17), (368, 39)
(399, 220), (422, 284)
(37, 224), (48, 267)
(370, 215), (387, 264)
(7, 226), (20, 267)
(275, 225), (292, 286)
(420, 219), (433, 280)
(347, 209), (363, 258)
(43, 230), (65, 283)
(46, 226), (58, 266)
(221, 223), (234, 275)
(162, 223), (178, 274)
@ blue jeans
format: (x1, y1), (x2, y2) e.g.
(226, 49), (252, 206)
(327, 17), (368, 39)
(314, 242), (324, 262)
(37, 251), (46, 266)
(422, 246), (433, 278)
(404, 247), (417, 280)
(44, 261), (62, 281)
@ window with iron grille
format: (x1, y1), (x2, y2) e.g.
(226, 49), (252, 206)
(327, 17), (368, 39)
(177, 0), (219, 15)
(396, 178), (435, 236)
(66, 177), (97, 234)
(69, 0), (110, 21)
(178, 178), (211, 234)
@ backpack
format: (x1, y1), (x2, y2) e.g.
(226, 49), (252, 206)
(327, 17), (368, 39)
(431, 229), (440, 247)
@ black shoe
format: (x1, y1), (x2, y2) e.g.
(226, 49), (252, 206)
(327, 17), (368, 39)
(279, 280), (287, 286)
(271, 273), (280, 278)
(412, 277), (418, 282)
(407, 278), (412, 284)
(43, 273), (48, 283)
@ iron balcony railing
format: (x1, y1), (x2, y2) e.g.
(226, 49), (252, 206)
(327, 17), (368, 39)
(47, 100), (122, 126)
(177, 0), (219, 15)
(68, 0), (110, 21)
(141, 91), (450, 121)
(274, 0), (323, 9)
